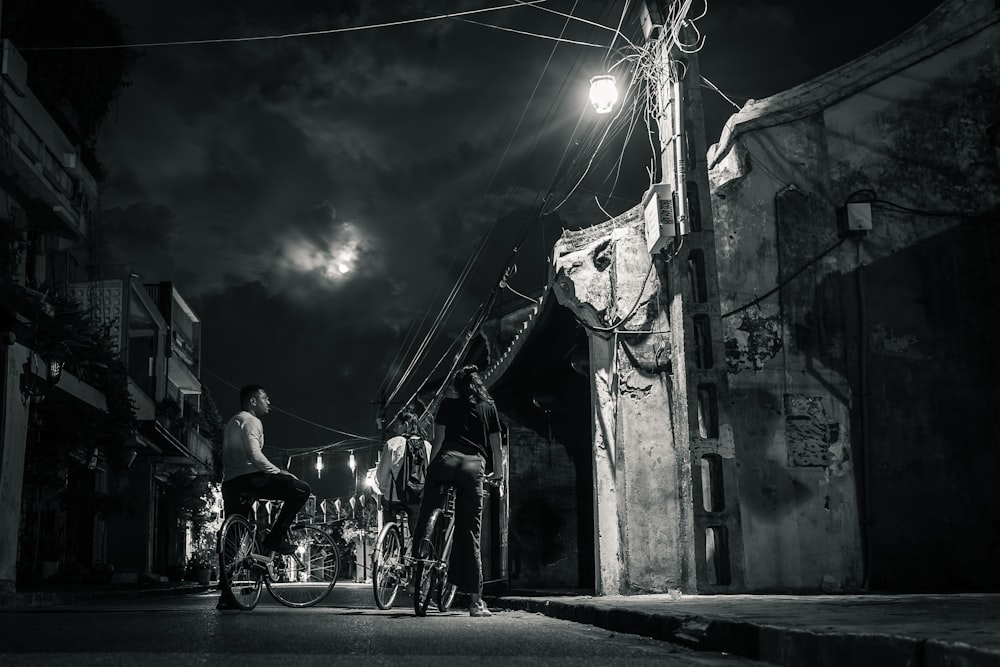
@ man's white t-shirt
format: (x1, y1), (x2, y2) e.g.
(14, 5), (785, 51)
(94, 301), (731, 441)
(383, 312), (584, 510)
(222, 410), (280, 482)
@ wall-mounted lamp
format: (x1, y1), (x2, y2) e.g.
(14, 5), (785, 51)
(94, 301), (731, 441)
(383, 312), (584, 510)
(46, 358), (63, 384)
(589, 75), (618, 114)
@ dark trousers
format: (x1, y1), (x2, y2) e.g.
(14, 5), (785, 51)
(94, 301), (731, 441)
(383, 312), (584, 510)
(221, 472), (311, 540)
(412, 449), (485, 596)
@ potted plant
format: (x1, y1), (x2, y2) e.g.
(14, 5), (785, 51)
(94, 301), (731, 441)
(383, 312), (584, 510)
(186, 547), (214, 585)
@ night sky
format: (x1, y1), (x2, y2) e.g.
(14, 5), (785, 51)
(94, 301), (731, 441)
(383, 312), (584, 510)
(89, 0), (942, 499)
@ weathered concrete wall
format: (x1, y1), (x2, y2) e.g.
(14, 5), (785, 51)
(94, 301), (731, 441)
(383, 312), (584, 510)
(552, 210), (694, 594)
(709, 2), (1000, 591)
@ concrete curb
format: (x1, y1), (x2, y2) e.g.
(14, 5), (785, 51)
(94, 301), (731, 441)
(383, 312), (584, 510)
(496, 596), (1000, 667)
(0, 583), (213, 609)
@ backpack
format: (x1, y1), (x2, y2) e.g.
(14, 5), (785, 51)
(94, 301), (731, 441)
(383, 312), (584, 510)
(393, 436), (428, 504)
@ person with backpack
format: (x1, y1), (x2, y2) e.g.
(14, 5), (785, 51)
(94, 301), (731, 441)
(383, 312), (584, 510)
(412, 365), (503, 618)
(373, 409), (431, 547)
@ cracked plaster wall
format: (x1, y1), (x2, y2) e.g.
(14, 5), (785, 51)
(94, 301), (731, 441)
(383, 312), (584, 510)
(708, 10), (1000, 591)
(551, 208), (693, 594)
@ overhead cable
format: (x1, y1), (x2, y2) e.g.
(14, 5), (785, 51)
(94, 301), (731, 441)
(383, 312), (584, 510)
(21, 1), (548, 51)
(201, 367), (370, 440)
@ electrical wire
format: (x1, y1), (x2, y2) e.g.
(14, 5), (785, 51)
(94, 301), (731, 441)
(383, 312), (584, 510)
(701, 74), (741, 109)
(580, 260), (656, 334)
(603, 0), (632, 67)
(542, 62), (645, 214)
(201, 367), (371, 440)
(451, 17), (603, 47)
(21, 1), (549, 51)
(518, 0), (642, 51)
(383, 0), (711, 418)
(721, 236), (848, 319)
(268, 436), (380, 459)
(380, 1), (590, 409)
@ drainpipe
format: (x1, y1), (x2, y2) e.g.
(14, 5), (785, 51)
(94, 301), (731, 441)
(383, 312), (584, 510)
(856, 238), (871, 590)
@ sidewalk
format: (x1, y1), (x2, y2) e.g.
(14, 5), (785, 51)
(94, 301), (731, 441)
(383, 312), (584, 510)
(4, 580), (998, 667)
(493, 591), (1000, 667)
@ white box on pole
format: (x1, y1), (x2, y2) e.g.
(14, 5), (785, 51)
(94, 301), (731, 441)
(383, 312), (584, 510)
(642, 183), (675, 254)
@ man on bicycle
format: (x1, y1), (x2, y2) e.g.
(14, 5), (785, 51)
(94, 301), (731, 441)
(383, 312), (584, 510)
(217, 384), (311, 610)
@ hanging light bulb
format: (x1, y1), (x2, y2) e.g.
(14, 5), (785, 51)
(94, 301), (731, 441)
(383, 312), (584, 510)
(589, 74), (618, 114)
(315, 453), (324, 479)
(348, 450), (356, 472)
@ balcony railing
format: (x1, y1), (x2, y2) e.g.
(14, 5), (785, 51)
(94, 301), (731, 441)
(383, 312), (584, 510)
(3, 100), (90, 238)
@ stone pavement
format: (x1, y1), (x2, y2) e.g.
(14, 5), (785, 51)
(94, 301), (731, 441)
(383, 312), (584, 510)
(493, 592), (1000, 667)
(3, 581), (998, 666)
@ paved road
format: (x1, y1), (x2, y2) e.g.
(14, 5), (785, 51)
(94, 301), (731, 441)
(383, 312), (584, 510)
(0, 582), (776, 666)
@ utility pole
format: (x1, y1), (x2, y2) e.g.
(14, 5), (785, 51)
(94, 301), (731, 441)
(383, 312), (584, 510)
(650, 3), (745, 592)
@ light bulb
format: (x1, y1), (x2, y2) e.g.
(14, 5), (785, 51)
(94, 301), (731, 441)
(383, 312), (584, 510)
(589, 75), (618, 114)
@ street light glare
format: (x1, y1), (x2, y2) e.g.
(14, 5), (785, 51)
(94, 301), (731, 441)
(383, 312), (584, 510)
(589, 75), (617, 114)
(338, 263), (349, 274)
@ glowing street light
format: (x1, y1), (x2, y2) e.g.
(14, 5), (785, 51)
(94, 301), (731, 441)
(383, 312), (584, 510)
(315, 453), (324, 479)
(589, 74), (618, 114)
(348, 450), (356, 472)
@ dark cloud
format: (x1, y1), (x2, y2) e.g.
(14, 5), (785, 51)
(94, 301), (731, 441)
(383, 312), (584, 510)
(100, 203), (177, 280)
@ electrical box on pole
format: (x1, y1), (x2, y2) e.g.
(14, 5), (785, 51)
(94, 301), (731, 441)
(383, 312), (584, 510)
(642, 183), (675, 254)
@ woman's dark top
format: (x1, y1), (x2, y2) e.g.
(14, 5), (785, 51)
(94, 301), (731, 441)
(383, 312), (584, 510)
(435, 397), (501, 459)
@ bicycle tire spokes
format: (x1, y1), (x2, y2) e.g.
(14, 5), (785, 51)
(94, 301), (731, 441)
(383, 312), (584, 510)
(373, 523), (404, 610)
(265, 525), (339, 608)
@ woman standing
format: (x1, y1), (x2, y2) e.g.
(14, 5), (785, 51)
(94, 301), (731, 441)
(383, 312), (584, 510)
(413, 365), (503, 617)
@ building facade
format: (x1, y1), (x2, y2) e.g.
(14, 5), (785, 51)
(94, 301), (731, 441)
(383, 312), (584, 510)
(707, 0), (1000, 591)
(0, 39), (214, 590)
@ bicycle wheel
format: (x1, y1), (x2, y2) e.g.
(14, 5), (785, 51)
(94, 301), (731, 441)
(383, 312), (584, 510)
(437, 580), (458, 612)
(218, 514), (262, 610)
(373, 523), (403, 610)
(413, 509), (443, 616)
(266, 524), (339, 608)
(432, 517), (456, 612)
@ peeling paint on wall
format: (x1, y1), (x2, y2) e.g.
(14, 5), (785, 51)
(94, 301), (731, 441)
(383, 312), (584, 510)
(784, 394), (842, 468)
(618, 366), (654, 400)
(869, 323), (926, 359)
(725, 311), (783, 372)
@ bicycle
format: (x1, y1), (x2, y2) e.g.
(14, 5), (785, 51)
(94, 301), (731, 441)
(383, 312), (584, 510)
(372, 504), (457, 611)
(217, 495), (340, 610)
(411, 478), (501, 617)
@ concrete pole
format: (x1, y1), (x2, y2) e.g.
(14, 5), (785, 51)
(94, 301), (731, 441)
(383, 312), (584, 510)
(655, 23), (746, 592)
